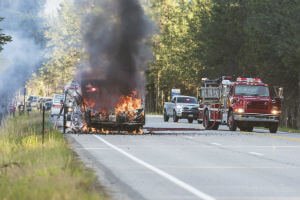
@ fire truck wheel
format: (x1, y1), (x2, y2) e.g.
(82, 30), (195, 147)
(228, 111), (237, 131)
(164, 111), (169, 122)
(269, 123), (278, 133)
(173, 111), (179, 122)
(203, 110), (212, 130)
(188, 118), (193, 123)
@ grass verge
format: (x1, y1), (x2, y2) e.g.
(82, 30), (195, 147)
(0, 113), (108, 200)
(278, 126), (300, 133)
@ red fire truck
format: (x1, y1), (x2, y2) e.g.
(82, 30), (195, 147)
(198, 77), (283, 133)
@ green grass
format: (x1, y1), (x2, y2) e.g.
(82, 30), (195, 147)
(258, 125), (300, 133)
(278, 126), (300, 133)
(0, 113), (108, 200)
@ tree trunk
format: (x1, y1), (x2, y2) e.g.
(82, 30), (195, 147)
(297, 73), (300, 129)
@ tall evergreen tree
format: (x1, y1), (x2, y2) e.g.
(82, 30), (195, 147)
(0, 17), (11, 51)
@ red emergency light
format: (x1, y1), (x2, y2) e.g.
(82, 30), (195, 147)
(236, 77), (262, 83)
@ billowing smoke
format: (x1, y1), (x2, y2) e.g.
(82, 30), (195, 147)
(0, 0), (46, 121)
(78, 0), (152, 111)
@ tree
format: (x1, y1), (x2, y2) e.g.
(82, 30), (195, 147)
(195, 0), (300, 128)
(0, 17), (11, 51)
(27, 0), (84, 95)
(146, 0), (204, 112)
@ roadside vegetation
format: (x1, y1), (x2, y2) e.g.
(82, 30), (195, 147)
(0, 113), (108, 200)
(278, 127), (300, 134)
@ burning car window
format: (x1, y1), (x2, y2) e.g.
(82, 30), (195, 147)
(235, 85), (270, 97)
(177, 97), (197, 103)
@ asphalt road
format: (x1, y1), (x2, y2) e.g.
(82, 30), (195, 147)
(68, 115), (300, 200)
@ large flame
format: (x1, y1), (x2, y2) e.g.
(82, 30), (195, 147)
(82, 90), (142, 117)
(115, 96), (141, 114)
(114, 91), (142, 121)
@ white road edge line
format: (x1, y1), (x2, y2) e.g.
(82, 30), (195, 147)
(94, 135), (216, 200)
(211, 142), (222, 146)
(249, 152), (264, 156)
(77, 147), (111, 150)
(184, 136), (195, 140)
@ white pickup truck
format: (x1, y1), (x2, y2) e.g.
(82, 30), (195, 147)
(163, 95), (199, 123)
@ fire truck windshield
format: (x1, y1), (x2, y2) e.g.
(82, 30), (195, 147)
(235, 85), (269, 97)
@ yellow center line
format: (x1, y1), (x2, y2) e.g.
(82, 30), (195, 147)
(269, 135), (300, 143)
(239, 131), (300, 143)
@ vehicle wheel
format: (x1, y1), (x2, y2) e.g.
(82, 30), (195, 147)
(134, 126), (142, 134)
(212, 123), (219, 130)
(203, 110), (212, 130)
(246, 126), (253, 132)
(188, 118), (193, 123)
(239, 126), (247, 131)
(228, 111), (237, 131)
(173, 111), (179, 122)
(163, 111), (169, 122)
(269, 123), (278, 133)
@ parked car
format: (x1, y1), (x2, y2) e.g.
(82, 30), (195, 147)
(50, 94), (64, 117)
(27, 95), (39, 109)
(38, 97), (52, 110)
(44, 100), (52, 111)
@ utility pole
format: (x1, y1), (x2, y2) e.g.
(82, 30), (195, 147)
(23, 87), (26, 111)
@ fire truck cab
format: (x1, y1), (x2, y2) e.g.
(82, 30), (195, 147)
(198, 77), (282, 133)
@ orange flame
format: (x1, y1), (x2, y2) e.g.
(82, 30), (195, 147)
(115, 96), (141, 114)
(81, 90), (143, 134)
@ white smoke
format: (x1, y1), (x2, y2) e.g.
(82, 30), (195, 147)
(0, 0), (46, 118)
(44, 0), (63, 17)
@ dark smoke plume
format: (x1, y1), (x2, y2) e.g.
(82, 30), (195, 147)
(79, 0), (152, 111)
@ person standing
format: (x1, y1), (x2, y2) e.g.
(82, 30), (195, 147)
(9, 104), (16, 117)
(0, 104), (5, 125)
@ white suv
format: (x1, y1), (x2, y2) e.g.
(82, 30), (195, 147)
(50, 94), (64, 117)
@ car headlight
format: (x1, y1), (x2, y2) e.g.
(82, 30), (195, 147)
(176, 105), (183, 111)
(271, 106), (281, 115)
(271, 109), (281, 115)
(235, 108), (244, 113)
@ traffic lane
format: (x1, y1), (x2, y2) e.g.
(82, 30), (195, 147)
(145, 115), (201, 130)
(94, 134), (300, 199)
(69, 134), (205, 200)
(68, 116), (300, 200)
(150, 115), (300, 199)
(69, 131), (300, 200)
(182, 131), (300, 167)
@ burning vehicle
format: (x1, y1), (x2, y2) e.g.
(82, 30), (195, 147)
(81, 79), (145, 133)
(60, 0), (151, 134)
(62, 80), (145, 134)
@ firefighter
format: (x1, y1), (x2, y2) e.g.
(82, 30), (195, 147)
(18, 103), (25, 115)
(26, 102), (32, 115)
(0, 105), (4, 125)
(9, 104), (16, 117)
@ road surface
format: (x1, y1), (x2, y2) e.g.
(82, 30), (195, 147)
(67, 115), (300, 200)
